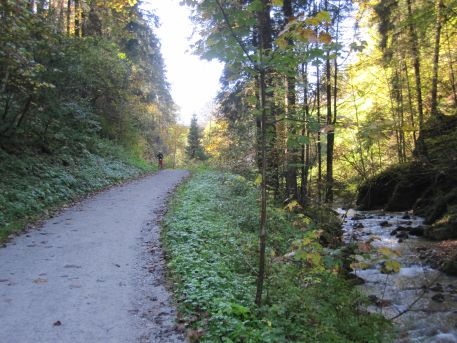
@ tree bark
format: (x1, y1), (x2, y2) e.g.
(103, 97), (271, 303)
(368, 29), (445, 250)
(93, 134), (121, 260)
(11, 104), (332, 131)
(283, 0), (298, 200)
(325, 50), (333, 203)
(301, 62), (310, 204)
(406, 0), (424, 132)
(316, 62), (322, 204)
(66, 0), (71, 35)
(430, 0), (444, 116)
(255, 0), (272, 307)
(74, 0), (80, 37)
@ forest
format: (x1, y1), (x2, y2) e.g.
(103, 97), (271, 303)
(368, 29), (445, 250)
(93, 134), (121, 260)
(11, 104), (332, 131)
(1, 0), (457, 342)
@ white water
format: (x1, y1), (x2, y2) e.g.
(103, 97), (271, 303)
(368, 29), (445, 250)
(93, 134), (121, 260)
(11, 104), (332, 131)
(339, 209), (457, 342)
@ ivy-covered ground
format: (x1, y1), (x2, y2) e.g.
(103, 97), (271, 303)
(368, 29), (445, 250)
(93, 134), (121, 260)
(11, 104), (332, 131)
(163, 170), (391, 342)
(0, 140), (153, 242)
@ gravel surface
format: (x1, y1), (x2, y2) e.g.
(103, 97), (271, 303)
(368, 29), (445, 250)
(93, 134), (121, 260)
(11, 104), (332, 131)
(0, 170), (189, 343)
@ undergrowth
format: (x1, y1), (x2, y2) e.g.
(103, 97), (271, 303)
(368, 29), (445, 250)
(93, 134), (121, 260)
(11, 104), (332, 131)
(163, 170), (391, 342)
(0, 139), (154, 241)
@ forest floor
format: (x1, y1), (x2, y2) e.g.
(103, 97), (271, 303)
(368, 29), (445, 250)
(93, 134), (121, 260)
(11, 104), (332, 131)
(0, 170), (188, 343)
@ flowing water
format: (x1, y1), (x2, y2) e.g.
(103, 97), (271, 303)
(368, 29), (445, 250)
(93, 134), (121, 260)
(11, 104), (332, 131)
(339, 209), (457, 342)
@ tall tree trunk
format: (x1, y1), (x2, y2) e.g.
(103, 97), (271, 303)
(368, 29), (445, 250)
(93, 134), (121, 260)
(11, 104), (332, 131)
(255, 0), (272, 307)
(74, 0), (80, 37)
(430, 0), (443, 116)
(445, 30), (457, 107)
(403, 60), (417, 147)
(324, 0), (335, 204)
(58, 0), (65, 32)
(66, 0), (71, 35)
(283, 0), (298, 200)
(316, 62), (322, 204)
(325, 50), (333, 203)
(406, 0), (427, 159)
(301, 62), (310, 204)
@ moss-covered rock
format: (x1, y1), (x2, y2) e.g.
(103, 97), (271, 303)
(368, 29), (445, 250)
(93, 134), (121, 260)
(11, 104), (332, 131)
(441, 256), (457, 276)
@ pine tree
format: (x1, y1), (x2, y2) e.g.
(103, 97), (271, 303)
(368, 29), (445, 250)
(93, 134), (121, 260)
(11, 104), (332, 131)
(186, 115), (206, 160)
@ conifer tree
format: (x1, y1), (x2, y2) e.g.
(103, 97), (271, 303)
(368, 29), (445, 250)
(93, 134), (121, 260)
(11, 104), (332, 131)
(186, 115), (206, 160)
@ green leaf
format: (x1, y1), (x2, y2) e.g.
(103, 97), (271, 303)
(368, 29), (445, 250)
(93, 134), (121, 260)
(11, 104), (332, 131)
(380, 260), (401, 274)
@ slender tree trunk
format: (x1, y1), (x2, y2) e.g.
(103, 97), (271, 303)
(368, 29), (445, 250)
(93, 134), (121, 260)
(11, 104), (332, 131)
(58, 0), (65, 32)
(316, 62), (322, 204)
(430, 0), (444, 116)
(406, 0), (428, 160)
(324, 0), (335, 204)
(325, 50), (333, 203)
(445, 30), (457, 107)
(66, 0), (71, 35)
(301, 62), (310, 203)
(255, 0), (272, 307)
(351, 86), (367, 178)
(283, 0), (298, 200)
(74, 0), (80, 37)
(403, 60), (417, 146)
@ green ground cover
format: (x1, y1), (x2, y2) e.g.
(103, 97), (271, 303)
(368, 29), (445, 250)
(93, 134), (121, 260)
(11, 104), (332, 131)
(0, 140), (154, 241)
(163, 170), (391, 342)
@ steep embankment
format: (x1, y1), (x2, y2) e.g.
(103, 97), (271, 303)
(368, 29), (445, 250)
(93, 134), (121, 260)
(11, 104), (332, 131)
(356, 114), (457, 273)
(0, 141), (153, 242)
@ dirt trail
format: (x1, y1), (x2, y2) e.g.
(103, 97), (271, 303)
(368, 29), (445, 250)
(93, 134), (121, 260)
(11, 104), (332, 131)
(0, 170), (189, 343)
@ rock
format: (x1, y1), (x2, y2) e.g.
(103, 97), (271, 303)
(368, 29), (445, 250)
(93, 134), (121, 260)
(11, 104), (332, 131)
(408, 226), (425, 236)
(431, 293), (445, 303)
(353, 222), (364, 229)
(396, 232), (409, 239)
(430, 283), (444, 292)
(352, 214), (366, 221)
(441, 256), (457, 276)
(390, 229), (399, 236)
(380, 221), (391, 227)
(402, 214), (411, 219)
(368, 294), (392, 307)
(348, 274), (365, 285)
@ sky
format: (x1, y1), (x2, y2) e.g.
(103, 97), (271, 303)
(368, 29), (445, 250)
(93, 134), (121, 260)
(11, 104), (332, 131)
(143, 0), (224, 126)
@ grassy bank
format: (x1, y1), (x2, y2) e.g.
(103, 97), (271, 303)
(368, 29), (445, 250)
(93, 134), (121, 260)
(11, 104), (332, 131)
(163, 170), (391, 342)
(0, 139), (154, 242)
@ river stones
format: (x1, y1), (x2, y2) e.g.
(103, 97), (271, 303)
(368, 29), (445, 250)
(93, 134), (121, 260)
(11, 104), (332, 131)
(353, 222), (364, 229)
(431, 293), (445, 303)
(380, 220), (391, 227)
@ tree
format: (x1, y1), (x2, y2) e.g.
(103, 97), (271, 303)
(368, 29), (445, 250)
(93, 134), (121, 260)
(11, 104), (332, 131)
(186, 115), (206, 160)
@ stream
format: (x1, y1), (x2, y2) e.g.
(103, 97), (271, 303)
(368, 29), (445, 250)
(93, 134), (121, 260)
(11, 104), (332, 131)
(339, 209), (457, 343)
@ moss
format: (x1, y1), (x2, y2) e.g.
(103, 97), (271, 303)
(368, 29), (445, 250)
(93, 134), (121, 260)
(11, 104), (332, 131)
(441, 256), (457, 276)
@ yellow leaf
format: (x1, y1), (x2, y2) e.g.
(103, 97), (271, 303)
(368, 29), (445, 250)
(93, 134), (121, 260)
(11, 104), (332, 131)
(276, 36), (288, 49)
(319, 32), (332, 44)
(285, 200), (301, 212)
(255, 174), (262, 185)
(378, 247), (400, 258)
(271, 0), (283, 6)
(297, 28), (318, 43)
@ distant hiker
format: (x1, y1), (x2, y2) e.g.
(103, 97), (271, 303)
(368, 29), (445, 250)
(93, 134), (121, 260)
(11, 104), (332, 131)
(157, 152), (164, 169)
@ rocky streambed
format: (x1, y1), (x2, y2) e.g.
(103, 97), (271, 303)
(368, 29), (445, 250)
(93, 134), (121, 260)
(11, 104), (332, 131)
(339, 209), (457, 342)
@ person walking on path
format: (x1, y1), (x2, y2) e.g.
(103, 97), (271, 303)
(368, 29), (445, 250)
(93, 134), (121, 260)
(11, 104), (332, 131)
(157, 152), (164, 170)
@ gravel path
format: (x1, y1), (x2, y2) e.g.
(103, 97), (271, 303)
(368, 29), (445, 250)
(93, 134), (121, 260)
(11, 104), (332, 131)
(0, 170), (189, 343)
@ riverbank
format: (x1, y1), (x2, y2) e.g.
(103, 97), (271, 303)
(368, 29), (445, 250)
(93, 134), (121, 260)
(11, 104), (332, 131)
(163, 170), (391, 342)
